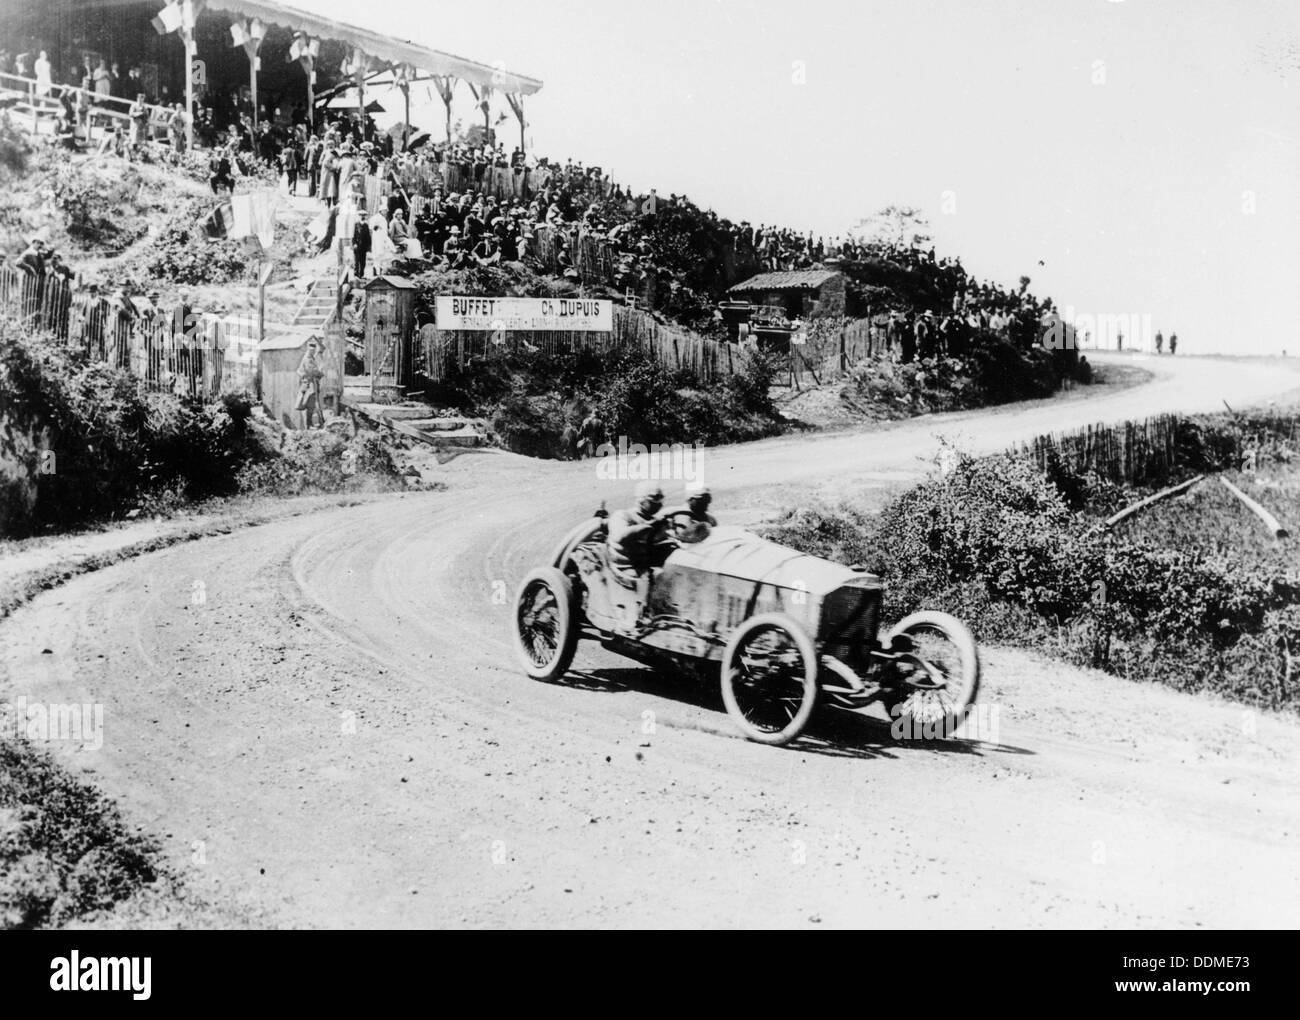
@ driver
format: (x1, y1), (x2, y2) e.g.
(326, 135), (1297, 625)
(608, 481), (668, 575)
(607, 481), (674, 631)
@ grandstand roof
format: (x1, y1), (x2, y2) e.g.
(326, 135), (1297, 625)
(82, 0), (543, 94)
(729, 270), (842, 293)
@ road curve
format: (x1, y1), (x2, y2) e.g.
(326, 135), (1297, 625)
(3, 353), (1299, 928)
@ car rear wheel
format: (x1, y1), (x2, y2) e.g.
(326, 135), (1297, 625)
(880, 611), (980, 737)
(514, 567), (579, 681)
(720, 613), (818, 746)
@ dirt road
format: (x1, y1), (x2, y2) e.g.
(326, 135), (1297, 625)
(4, 353), (1300, 928)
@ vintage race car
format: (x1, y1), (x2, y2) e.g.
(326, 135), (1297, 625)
(512, 505), (980, 746)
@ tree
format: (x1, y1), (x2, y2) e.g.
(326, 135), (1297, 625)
(850, 205), (932, 250)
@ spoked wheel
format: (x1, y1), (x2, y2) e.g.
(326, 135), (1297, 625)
(513, 567), (579, 681)
(880, 611), (980, 737)
(720, 613), (818, 746)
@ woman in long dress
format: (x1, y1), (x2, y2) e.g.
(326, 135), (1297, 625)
(320, 148), (339, 206)
(34, 50), (51, 97)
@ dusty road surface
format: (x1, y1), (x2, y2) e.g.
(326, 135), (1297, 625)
(4, 353), (1300, 928)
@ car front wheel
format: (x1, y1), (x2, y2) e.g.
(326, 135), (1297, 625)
(720, 612), (818, 746)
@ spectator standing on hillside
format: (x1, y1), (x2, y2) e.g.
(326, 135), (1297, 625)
(34, 50), (51, 97)
(167, 103), (186, 153)
(128, 93), (149, 149)
(899, 313), (917, 363)
(305, 136), (322, 198)
(352, 217), (372, 279)
(914, 311), (936, 360)
(1169, 332), (1178, 355)
(282, 142), (300, 195)
(320, 146), (339, 207)
(93, 60), (111, 104)
(16, 236), (47, 276)
(296, 338), (326, 429)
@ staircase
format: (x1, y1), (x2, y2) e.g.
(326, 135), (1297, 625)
(291, 274), (340, 333)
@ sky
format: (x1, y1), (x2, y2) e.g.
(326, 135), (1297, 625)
(301, 0), (1295, 353)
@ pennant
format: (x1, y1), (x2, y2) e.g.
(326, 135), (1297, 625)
(230, 22), (249, 48)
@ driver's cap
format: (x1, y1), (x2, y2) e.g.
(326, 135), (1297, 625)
(635, 481), (664, 502)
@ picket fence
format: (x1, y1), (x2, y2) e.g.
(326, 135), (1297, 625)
(0, 267), (258, 398)
(1013, 415), (1181, 486)
(423, 303), (742, 384)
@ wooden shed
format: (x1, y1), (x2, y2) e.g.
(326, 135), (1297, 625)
(258, 330), (316, 429)
(727, 269), (846, 319)
(363, 276), (419, 403)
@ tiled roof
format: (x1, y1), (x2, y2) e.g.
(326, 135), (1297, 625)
(728, 270), (842, 293)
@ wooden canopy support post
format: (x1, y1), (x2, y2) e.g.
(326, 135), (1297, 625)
(505, 93), (526, 153)
(289, 34), (320, 129)
(464, 82), (491, 142)
(433, 76), (456, 141)
(1221, 477), (1289, 539)
(1104, 475), (1204, 530)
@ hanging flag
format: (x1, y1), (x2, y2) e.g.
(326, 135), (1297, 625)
(229, 192), (279, 249)
(203, 201), (235, 239)
(230, 22), (249, 47)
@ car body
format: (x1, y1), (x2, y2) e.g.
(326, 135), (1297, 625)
(513, 507), (980, 746)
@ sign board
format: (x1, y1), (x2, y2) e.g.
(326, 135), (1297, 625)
(436, 296), (612, 332)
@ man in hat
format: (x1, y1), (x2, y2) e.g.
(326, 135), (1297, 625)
(442, 226), (465, 268)
(296, 337), (326, 429)
(607, 481), (679, 632)
(46, 251), (74, 284)
(352, 215), (372, 279)
(71, 282), (104, 358)
(17, 236), (47, 276)
(914, 310), (937, 361)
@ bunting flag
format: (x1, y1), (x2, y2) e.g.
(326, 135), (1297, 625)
(152, 2), (182, 35)
(289, 34), (321, 63)
(230, 22), (249, 47)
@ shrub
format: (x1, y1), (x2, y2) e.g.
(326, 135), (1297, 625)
(765, 447), (1300, 709)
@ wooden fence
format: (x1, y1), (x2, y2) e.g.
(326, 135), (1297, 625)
(422, 304), (743, 384)
(0, 267), (257, 399)
(1013, 415), (1181, 486)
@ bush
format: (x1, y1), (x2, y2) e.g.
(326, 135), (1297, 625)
(142, 204), (249, 285)
(764, 448), (1300, 709)
(0, 740), (162, 928)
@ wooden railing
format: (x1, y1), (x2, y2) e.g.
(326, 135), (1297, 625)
(0, 69), (172, 142)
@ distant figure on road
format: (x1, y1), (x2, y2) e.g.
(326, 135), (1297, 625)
(1155, 330), (1164, 354)
(1169, 332), (1178, 355)
(1116, 329), (1124, 351)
